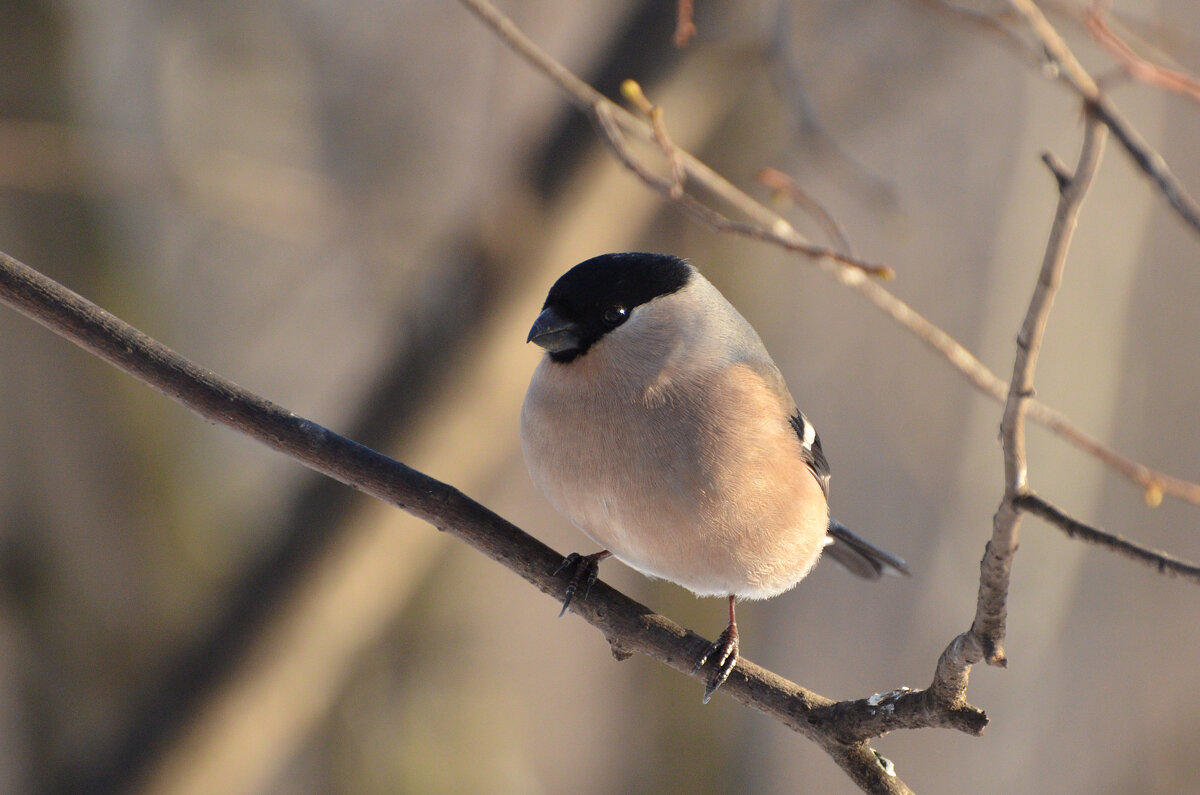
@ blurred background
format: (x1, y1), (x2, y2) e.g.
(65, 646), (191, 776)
(1, 0), (1199, 792)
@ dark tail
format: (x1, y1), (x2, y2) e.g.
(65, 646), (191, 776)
(824, 519), (911, 580)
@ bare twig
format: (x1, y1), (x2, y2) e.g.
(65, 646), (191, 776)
(914, 0), (1200, 235)
(620, 79), (688, 199)
(758, 167), (858, 257)
(0, 249), (975, 794)
(1004, 0), (1200, 235)
(1023, 399), (1195, 507)
(990, 113), (1108, 657)
(764, 0), (899, 209)
(673, 0), (696, 48)
(1007, 0), (1101, 95)
(932, 112), (1109, 701)
(1088, 98), (1200, 237)
(1014, 492), (1200, 582)
(457, 0), (1200, 508)
(1085, 1), (1200, 103)
(592, 101), (893, 278)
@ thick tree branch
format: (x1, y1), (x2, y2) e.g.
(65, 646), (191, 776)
(457, 0), (1200, 508)
(451, 5), (1200, 787)
(0, 250), (980, 794)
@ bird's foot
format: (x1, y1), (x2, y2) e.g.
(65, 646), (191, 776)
(692, 622), (739, 704)
(554, 550), (610, 617)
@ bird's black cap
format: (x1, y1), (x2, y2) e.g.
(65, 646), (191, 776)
(529, 252), (693, 363)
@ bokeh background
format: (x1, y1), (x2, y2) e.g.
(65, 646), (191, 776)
(1, 1), (1199, 793)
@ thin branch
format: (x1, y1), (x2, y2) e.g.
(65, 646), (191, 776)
(1024, 398), (1197, 507)
(457, 0), (1200, 508)
(592, 101), (892, 278)
(914, 0), (1200, 235)
(1004, 0), (1200, 236)
(764, 0), (900, 209)
(673, 0), (696, 48)
(1085, 1), (1200, 103)
(932, 113), (1109, 701)
(1007, 0), (1100, 95)
(1014, 492), (1200, 582)
(0, 249), (975, 794)
(620, 79), (688, 199)
(758, 166), (858, 257)
(1088, 98), (1200, 236)
(457, 0), (872, 270)
(992, 112), (1108, 653)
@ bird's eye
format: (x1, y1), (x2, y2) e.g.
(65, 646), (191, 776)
(601, 305), (628, 327)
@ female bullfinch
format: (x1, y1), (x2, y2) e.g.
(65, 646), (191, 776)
(521, 252), (908, 702)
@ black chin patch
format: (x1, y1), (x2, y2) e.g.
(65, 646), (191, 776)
(538, 253), (693, 361)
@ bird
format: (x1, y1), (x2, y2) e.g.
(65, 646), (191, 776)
(520, 252), (908, 702)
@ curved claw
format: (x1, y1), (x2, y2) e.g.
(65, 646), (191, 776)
(692, 624), (740, 703)
(554, 550), (610, 617)
(692, 595), (740, 703)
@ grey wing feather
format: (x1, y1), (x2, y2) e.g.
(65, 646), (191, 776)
(824, 519), (911, 580)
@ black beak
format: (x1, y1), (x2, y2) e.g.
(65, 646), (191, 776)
(527, 306), (581, 354)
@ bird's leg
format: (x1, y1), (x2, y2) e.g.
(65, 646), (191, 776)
(554, 550), (611, 617)
(692, 595), (740, 703)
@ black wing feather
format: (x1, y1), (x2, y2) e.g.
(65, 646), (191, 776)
(788, 411), (830, 498)
(788, 412), (911, 579)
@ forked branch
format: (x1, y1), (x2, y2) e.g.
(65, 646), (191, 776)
(0, 249), (980, 794)
(930, 112), (1109, 703)
(457, 0), (1200, 508)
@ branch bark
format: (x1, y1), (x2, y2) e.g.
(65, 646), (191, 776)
(1009, 0), (1200, 235)
(0, 249), (978, 794)
(457, 0), (1200, 508)
(918, 0), (1200, 234)
(448, 4), (1200, 785)
(1015, 492), (1200, 582)
(6, 4), (1197, 792)
(1084, 1), (1200, 103)
(930, 110), (1108, 700)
